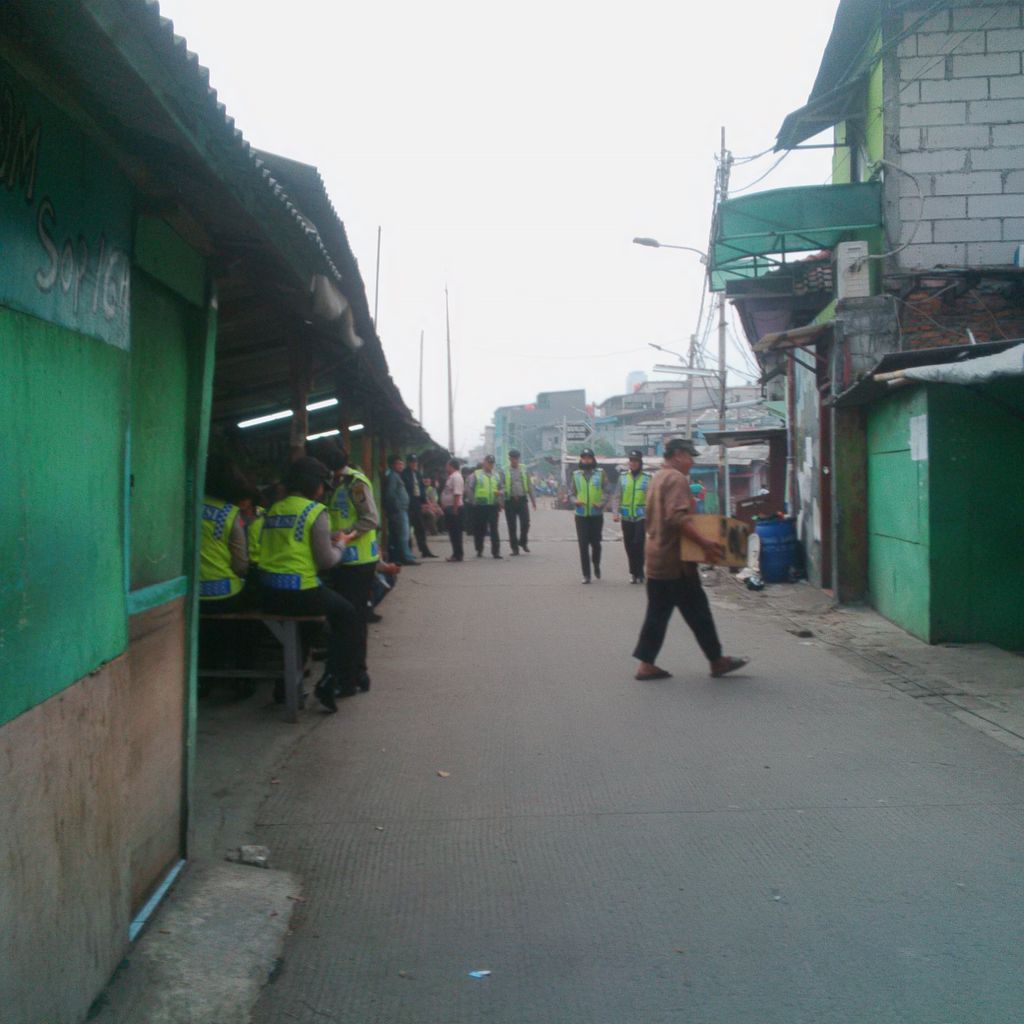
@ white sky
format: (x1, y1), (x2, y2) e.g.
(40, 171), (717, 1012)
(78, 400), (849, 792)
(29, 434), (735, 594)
(158, 0), (841, 452)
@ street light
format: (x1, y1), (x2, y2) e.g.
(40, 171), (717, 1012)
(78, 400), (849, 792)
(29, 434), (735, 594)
(632, 237), (708, 263)
(633, 234), (730, 514)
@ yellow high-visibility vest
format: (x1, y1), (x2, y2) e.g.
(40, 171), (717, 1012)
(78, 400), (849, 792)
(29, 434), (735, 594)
(573, 468), (605, 517)
(259, 495), (326, 591)
(199, 497), (244, 600)
(328, 469), (380, 566)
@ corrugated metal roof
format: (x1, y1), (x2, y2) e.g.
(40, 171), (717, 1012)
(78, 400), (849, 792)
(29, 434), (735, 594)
(138, 0), (344, 283)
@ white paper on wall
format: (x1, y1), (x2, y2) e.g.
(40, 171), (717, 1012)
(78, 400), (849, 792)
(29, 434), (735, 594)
(909, 414), (928, 462)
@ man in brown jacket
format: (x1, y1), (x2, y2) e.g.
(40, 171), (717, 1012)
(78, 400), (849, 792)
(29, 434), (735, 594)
(632, 437), (747, 681)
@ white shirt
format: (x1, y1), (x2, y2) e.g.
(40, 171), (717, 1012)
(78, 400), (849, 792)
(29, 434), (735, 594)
(441, 470), (464, 509)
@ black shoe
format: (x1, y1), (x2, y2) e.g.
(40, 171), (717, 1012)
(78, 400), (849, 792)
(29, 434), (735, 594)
(510, 549), (519, 556)
(493, 554), (503, 559)
(422, 551), (438, 558)
(594, 566), (601, 580)
(314, 677), (338, 713)
(357, 672), (371, 693)
(521, 545), (530, 553)
(366, 610), (383, 623)
(476, 551), (483, 558)
(445, 556), (462, 562)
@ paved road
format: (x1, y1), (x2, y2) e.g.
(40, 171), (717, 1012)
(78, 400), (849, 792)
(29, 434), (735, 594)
(252, 507), (1024, 1024)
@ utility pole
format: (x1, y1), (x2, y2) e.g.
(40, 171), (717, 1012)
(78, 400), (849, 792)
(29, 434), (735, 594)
(445, 287), (455, 454)
(418, 329), (424, 424)
(717, 127), (732, 516)
(684, 333), (697, 440)
(373, 226), (382, 327)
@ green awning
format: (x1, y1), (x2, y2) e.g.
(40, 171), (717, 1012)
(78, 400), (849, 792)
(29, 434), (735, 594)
(709, 181), (881, 291)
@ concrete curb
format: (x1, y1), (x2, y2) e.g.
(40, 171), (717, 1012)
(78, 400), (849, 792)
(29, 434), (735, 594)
(89, 861), (301, 1024)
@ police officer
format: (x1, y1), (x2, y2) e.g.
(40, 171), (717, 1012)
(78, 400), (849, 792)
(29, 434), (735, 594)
(467, 454), (503, 558)
(613, 449), (651, 583)
(572, 447), (610, 583)
(503, 449), (536, 555)
(199, 457), (250, 615)
(259, 456), (360, 712)
(321, 443), (380, 694)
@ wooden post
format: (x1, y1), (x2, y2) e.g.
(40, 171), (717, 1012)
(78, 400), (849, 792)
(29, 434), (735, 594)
(832, 405), (868, 602)
(287, 335), (312, 462)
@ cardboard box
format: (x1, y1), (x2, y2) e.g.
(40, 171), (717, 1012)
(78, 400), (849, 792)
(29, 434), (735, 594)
(679, 514), (751, 567)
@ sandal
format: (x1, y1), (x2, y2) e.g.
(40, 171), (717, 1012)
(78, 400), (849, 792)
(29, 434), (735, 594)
(710, 656), (749, 678)
(635, 667), (672, 680)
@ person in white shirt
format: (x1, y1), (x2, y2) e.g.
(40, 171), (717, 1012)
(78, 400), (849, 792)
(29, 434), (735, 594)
(440, 458), (466, 562)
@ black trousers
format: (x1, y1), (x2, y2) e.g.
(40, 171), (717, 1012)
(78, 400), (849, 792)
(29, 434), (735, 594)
(326, 563), (376, 677)
(198, 591), (255, 669)
(574, 514), (603, 578)
(260, 585), (359, 687)
(472, 504), (501, 555)
(504, 496), (530, 551)
(632, 573), (723, 665)
(444, 505), (464, 559)
(409, 502), (432, 556)
(621, 519), (646, 579)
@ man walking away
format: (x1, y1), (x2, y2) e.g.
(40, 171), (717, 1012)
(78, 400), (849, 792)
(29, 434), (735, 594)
(632, 437), (747, 681)
(572, 447), (610, 583)
(466, 454), (503, 559)
(503, 449), (536, 555)
(402, 453), (437, 558)
(613, 449), (651, 583)
(441, 457), (465, 562)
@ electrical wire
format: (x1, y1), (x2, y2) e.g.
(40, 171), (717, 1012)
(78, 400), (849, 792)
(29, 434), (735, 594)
(828, 5), (1004, 184)
(497, 345), (651, 361)
(730, 144), (777, 165)
(728, 150), (791, 195)
(863, 158), (925, 261)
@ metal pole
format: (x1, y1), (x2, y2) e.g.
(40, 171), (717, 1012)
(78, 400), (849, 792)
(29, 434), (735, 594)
(684, 333), (697, 440)
(373, 225), (382, 327)
(717, 126), (731, 516)
(445, 286), (455, 453)
(418, 329), (424, 424)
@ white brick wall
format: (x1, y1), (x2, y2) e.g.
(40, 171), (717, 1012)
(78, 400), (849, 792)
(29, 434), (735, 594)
(894, 3), (1024, 269)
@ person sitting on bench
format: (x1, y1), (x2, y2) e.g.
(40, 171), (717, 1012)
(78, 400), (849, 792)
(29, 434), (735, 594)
(259, 456), (360, 713)
(199, 455), (252, 615)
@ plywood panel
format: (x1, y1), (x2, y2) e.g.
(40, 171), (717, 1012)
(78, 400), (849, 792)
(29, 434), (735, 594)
(0, 659), (132, 1024)
(126, 598), (187, 911)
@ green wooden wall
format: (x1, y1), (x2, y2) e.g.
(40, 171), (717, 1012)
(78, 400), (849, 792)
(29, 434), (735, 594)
(0, 307), (129, 723)
(927, 382), (1024, 649)
(129, 272), (192, 592)
(867, 388), (931, 641)
(867, 382), (1024, 649)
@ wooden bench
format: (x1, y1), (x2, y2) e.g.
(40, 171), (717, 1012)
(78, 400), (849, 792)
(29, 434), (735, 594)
(199, 612), (326, 723)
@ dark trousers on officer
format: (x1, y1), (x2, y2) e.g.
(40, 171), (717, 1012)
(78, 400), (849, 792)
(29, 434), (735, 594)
(632, 571), (723, 665)
(444, 505), (464, 559)
(504, 496), (530, 552)
(326, 563), (376, 679)
(261, 585), (359, 689)
(621, 518), (646, 580)
(473, 504), (501, 556)
(575, 514), (603, 579)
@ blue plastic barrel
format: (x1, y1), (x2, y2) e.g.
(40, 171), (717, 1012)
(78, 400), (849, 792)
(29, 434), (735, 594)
(755, 518), (796, 583)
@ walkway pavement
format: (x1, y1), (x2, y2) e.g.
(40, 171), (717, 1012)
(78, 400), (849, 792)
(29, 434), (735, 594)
(243, 507), (1024, 1024)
